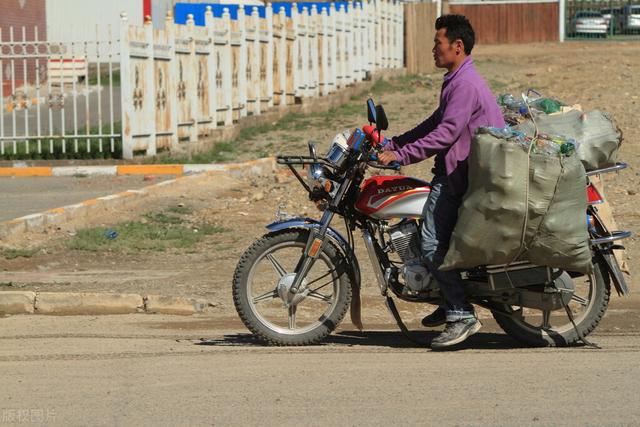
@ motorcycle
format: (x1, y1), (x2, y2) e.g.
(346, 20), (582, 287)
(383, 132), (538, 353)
(232, 99), (631, 347)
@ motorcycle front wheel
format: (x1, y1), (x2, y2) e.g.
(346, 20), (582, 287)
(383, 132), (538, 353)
(491, 260), (610, 347)
(232, 229), (352, 345)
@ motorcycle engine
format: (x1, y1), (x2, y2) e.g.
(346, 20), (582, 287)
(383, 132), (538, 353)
(387, 221), (436, 294)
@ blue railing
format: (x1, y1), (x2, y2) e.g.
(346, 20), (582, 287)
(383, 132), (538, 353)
(174, 1), (360, 24)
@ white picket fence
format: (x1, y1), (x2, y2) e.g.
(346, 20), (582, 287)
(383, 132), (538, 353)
(121, 0), (404, 158)
(0, 1), (403, 159)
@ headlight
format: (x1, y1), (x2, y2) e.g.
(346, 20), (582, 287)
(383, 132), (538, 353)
(307, 163), (325, 183)
(307, 163), (334, 211)
(325, 129), (352, 169)
(307, 163), (335, 193)
(326, 142), (349, 169)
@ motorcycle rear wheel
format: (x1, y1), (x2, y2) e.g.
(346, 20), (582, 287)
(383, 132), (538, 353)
(233, 229), (352, 346)
(491, 261), (610, 347)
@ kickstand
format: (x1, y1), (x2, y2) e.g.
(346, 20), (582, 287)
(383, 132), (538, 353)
(385, 296), (430, 347)
(562, 299), (600, 349)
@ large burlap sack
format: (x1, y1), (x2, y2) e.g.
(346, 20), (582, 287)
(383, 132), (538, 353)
(441, 130), (592, 273)
(515, 109), (621, 171)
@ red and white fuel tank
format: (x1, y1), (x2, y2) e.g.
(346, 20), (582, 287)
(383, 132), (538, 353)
(355, 176), (431, 220)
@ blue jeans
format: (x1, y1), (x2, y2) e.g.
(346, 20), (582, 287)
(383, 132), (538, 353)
(421, 177), (475, 322)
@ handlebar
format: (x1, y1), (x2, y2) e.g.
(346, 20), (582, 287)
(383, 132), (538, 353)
(369, 154), (401, 170)
(361, 124), (399, 170)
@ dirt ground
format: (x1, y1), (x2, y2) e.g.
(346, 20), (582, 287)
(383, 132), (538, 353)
(1, 41), (639, 326)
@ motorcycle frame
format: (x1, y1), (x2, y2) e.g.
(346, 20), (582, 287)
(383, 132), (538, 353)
(276, 147), (631, 308)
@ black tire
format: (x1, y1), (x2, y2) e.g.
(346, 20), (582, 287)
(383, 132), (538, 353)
(492, 261), (610, 347)
(232, 229), (352, 346)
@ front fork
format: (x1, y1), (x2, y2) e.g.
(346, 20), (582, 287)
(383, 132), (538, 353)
(288, 168), (361, 302)
(288, 209), (336, 297)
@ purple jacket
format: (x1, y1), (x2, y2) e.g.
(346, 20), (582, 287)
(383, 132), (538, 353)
(384, 56), (505, 195)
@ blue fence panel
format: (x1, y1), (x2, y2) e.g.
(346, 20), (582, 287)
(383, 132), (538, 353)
(174, 1), (360, 23)
(270, 1), (357, 16)
(173, 3), (245, 26)
(249, 5), (267, 18)
(270, 2), (294, 17)
(173, 1), (362, 26)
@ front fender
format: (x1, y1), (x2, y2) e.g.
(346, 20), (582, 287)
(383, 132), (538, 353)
(266, 217), (363, 328)
(266, 217), (360, 280)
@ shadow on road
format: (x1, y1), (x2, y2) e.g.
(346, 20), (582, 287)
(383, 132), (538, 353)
(194, 330), (525, 350)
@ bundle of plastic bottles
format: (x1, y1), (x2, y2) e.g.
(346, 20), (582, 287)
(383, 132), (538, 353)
(497, 93), (564, 126)
(481, 126), (578, 157)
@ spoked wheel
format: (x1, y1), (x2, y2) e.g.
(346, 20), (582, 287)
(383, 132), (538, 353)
(233, 229), (352, 345)
(492, 261), (610, 347)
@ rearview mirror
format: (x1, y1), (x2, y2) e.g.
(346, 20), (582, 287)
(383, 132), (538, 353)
(366, 98), (377, 124)
(375, 105), (388, 131)
(308, 141), (318, 160)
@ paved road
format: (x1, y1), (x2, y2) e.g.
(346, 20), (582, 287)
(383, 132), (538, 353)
(0, 175), (172, 222)
(1, 312), (639, 426)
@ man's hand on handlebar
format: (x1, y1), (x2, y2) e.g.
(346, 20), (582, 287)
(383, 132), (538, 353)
(378, 151), (399, 165)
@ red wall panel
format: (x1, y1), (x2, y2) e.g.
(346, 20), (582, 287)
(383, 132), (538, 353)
(450, 3), (559, 44)
(0, 0), (47, 96)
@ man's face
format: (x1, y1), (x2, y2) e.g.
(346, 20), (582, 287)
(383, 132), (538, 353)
(432, 28), (462, 70)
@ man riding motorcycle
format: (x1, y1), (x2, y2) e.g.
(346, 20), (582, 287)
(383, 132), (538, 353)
(378, 14), (506, 349)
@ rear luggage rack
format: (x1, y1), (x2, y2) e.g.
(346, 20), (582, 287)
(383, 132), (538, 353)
(484, 262), (553, 291)
(591, 230), (632, 245)
(586, 162), (627, 176)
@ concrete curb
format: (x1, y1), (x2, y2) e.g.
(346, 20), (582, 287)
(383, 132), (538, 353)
(0, 291), (215, 316)
(0, 161), (268, 177)
(0, 157), (276, 240)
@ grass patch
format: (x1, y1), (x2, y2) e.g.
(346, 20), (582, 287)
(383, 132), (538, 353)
(144, 212), (184, 225)
(281, 134), (300, 143)
(159, 141), (238, 164)
(88, 69), (121, 87)
(314, 102), (363, 123)
(157, 113), (314, 163)
(488, 79), (509, 92)
(276, 113), (311, 131)
(368, 75), (431, 96)
(67, 222), (200, 252)
(167, 206), (193, 215)
(1, 248), (39, 259)
(369, 78), (396, 95)
(67, 208), (229, 252)
(198, 224), (231, 235)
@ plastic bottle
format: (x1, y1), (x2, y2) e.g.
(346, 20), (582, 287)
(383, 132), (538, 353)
(537, 98), (563, 114)
(560, 141), (576, 156)
(499, 94), (534, 118)
(483, 126), (513, 139)
(534, 138), (561, 156)
(498, 94), (522, 111)
(511, 130), (532, 152)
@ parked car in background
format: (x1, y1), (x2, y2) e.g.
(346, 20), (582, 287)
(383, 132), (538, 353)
(570, 11), (608, 37)
(600, 7), (622, 33)
(621, 5), (640, 33)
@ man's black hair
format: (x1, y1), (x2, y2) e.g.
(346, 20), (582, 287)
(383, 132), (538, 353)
(435, 14), (475, 55)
